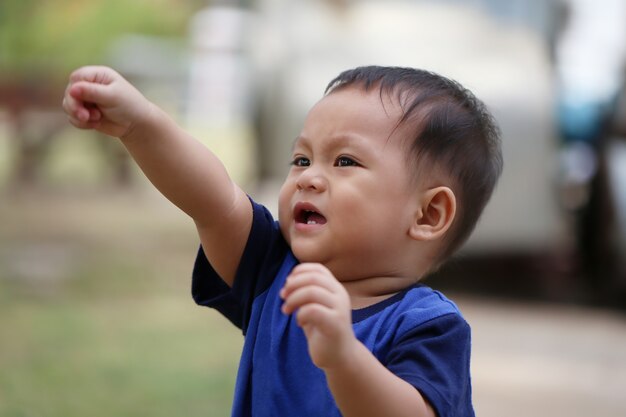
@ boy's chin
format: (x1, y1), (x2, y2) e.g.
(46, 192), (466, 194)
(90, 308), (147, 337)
(290, 243), (326, 264)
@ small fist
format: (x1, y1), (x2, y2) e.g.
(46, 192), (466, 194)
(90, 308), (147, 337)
(280, 263), (356, 369)
(62, 66), (152, 138)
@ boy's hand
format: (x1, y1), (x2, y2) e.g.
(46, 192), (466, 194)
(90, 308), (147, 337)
(282, 264), (436, 417)
(280, 263), (357, 370)
(62, 66), (153, 139)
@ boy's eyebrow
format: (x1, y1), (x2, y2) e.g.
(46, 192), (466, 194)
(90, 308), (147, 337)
(290, 135), (307, 154)
(292, 134), (372, 151)
(292, 135), (306, 149)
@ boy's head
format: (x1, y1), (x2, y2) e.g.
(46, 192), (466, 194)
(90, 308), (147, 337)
(278, 66), (502, 278)
(325, 66), (503, 264)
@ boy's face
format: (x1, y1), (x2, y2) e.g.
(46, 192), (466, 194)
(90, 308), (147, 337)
(278, 86), (422, 280)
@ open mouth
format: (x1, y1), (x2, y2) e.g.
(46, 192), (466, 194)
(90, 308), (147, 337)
(294, 203), (327, 225)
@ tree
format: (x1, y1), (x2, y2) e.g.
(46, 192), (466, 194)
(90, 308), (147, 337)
(0, 0), (203, 79)
(0, 0), (205, 186)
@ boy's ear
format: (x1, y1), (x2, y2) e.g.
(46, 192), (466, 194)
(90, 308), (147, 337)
(409, 186), (456, 242)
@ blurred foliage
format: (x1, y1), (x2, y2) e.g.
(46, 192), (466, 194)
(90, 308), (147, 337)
(0, 0), (207, 80)
(0, 192), (242, 416)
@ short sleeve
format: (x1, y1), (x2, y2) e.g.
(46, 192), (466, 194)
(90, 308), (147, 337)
(191, 198), (289, 333)
(385, 313), (474, 417)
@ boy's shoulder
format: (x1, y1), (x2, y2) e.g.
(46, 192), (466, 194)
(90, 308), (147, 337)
(353, 284), (463, 322)
(400, 284), (464, 318)
(352, 284), (471, 349)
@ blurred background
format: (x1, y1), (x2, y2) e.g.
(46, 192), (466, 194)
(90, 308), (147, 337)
(1, 0), (625, 416)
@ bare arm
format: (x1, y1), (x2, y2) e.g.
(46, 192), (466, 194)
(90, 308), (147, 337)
(63, 66), (251, 283)
(324, 342), (436, 417)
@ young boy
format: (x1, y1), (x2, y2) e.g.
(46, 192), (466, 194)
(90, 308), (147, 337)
(63, 65), (502, 417)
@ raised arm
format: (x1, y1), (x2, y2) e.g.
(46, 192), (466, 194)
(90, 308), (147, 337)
(62, 66), (251, 284)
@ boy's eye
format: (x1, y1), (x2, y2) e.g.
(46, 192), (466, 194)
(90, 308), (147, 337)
(335, 156), (358, 167)
(291, 156), (310, 167)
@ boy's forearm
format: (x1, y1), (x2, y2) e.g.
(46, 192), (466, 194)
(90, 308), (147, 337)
(120, 103), (242, 227)
(324, 342), (435, 417)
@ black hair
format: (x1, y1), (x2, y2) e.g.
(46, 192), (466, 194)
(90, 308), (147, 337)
(325, 66), (503, 264)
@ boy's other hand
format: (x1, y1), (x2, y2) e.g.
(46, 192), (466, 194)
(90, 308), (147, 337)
(280, 263), (357, 370)
(62, 66), (153, 139)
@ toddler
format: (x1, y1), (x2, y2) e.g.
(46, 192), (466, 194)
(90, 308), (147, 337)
(63, 65), (502, 417)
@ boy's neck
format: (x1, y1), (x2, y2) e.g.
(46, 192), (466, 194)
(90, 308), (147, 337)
(341, 274), (422, 310)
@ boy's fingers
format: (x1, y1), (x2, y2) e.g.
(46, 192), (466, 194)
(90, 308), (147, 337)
(282, 285), (335, 315)
(62, 85), (81, 112)
(87, 105), (102, 122)
(283, 267), (342, 297)
(62, 94), (90, 123)
(67, 114), (98, 130)
(69, 65), (115, 84)
(69, 82), (114, 107)
(281, 271), (326, 299)
(292, 262), (331, 274)
(296, 304), (336, 331)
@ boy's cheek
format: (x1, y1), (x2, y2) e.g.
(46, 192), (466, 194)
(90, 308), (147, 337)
(277, 191), (293, 235)
(278, 221), (292, 246)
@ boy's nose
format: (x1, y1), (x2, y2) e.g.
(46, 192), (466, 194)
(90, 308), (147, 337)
(296, 168), (327, 192)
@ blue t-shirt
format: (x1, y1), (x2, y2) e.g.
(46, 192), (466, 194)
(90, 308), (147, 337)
(192, 199), (474, 417)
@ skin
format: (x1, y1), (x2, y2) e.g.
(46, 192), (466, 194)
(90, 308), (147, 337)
(278, 87), (455, 307)
(63, 66), (457, 417)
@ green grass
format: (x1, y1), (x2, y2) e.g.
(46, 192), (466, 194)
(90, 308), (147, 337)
(0, 191), (243, 417)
